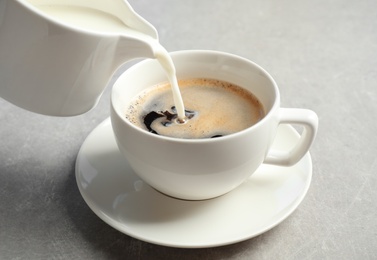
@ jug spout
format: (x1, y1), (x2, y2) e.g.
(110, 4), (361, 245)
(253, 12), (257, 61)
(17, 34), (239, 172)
(92, 0), (160, 63)
(113, 35), (157, 69)
(0, 0), (160, 116)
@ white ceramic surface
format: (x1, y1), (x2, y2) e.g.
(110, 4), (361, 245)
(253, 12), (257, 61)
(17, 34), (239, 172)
(0, 0), (157, 116)
(75, 118), (312, 248)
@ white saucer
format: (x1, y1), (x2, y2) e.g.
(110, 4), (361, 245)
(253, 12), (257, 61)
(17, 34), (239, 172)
(75, 118), (312, 248)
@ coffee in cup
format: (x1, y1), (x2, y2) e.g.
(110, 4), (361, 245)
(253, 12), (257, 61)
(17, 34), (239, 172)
(125, 78), (265, 139)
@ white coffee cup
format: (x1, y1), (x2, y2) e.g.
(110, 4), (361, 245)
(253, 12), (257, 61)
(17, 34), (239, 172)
(111, 50), (318, 200)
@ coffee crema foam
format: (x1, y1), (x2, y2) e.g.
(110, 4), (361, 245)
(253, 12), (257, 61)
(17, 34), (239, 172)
(125, 78), (264, 139)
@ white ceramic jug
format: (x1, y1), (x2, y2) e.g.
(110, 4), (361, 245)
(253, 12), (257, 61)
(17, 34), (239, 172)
(0, 0), (158, 116)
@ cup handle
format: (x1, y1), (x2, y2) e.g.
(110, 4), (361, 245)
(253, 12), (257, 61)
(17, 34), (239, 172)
(264, 108), (318, 166)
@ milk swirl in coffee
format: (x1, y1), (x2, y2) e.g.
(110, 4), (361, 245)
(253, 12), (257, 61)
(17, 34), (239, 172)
(126, 78), (264, 139)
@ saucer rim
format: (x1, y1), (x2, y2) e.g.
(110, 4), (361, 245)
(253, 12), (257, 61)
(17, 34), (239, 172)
(75, 118), (312, 248)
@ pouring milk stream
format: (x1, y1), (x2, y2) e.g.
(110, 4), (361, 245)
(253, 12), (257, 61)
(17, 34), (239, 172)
(0, 0), (186, 118)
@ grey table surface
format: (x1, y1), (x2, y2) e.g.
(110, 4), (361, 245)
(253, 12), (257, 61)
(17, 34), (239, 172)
(1, 0), (376, 259)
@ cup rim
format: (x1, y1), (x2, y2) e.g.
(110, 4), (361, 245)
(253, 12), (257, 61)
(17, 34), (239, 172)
(111, 49), (280, 143)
